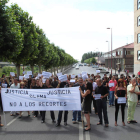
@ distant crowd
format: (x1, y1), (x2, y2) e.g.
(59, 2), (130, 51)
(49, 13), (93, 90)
(0, 70), (140, 131)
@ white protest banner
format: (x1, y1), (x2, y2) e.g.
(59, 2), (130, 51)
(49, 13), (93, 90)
(117, 97), (126, 104)
(82, 74), (88, 81)
(1, 87), (81, 111)
(27, 71), (32, 75)
(109, 83), (114, 87)
(19, 76), (24, 80)
(70, 79), (75, 83)
(38, 73), (42, 77)
(22, 71), (26, 74)
(24, 74), (29, 79)
(10, 72), (15, 77)
(82, 71), (87, 76)
(71, 75), (75, 79)
(2, 84), (7, 88)
(78, 74), (82, 78)
(42, 72), (52, 79)
(57, 73), (62, 77)
(96, 70), (100, 73)
(42, 78), (46, 83)
(94, 94), (101, 100)
(58, 75), (68, 82)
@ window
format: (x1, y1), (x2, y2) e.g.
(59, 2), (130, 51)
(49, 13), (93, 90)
(138, 0), (140, 10)
(138, 16), (140, 26)
(138, 33), (140, 43)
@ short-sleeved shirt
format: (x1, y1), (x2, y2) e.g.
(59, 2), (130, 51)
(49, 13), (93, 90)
(109, 80), (117, 91)
(95, 85), (108, 96)
(93, 82), (97, 94)
(127, 84), (139, 102)
(10, 83), (20, 89)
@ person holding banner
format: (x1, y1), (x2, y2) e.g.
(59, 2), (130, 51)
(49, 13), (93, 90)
(114, 79), (127, 126)
(56, 81), (69, 127)
(41, 79), (56, 123)
(10, 78), (20, 116)
(51, 77), (58, 88)
(0, 86), (3, 111)
(80, 82), (93, 131)
(0, 115), (3, 127)
(94, 79), (109, 127)
(72, 78), (85, 124)
(32, 79), (42, 118)
(127, 78), (140, 124)
(19, 82), (30, 118)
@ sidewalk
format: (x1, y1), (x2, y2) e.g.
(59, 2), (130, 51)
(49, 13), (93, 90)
(100, 66), (133, 76)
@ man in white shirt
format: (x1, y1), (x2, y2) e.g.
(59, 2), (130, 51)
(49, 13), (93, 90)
(10, 78), (20, 116)
(127, 78), (140, 124)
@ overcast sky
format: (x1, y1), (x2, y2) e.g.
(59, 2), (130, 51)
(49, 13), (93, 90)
(7, 0), (134, 61)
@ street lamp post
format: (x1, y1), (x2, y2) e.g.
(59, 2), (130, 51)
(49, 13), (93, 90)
(107, 28), (112, 75)
(106, 41), (109, 68)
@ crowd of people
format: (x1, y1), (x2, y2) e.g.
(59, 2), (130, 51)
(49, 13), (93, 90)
(0, 71), (140, 131)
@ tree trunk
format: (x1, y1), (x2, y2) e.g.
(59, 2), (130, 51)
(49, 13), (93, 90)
(16, 64), (20, 78)
(39, 64), (41, 73)
(54, 67), (55, 75)
(57, 67), (59, 73)
(61, 66), (63, 72)
(51, 67), (53, 73)
(31, 65), (34, 75)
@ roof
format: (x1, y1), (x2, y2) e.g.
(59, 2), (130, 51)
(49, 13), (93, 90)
(113, 43), (134, 51)
(104, 43), (134, 54)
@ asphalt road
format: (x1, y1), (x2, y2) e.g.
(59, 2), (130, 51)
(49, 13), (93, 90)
(0, 66), (140, 140)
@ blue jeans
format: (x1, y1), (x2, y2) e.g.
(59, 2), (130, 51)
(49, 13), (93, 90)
(109, 91), (114, 105)
(72, 111), (81, 121)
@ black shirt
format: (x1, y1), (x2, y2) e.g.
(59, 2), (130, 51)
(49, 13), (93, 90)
(73, 83), (86, 103)
(51, 81), (58, 88)
(95, 85), (108, 96)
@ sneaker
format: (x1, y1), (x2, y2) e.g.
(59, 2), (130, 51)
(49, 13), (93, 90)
(55, 123), (60, 127)
(105, 124), (109, 127)
(78, 120), (82, 122)
(73, 121), (76, 124)
(41, 120), (45, 123)
(64, 122), (67, 126)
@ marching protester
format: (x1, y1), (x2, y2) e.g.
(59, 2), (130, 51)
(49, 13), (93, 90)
(137, 78), (140, 104)
(80, 82), (93, 131)
(114, 79), (127, 126)
(109, 76), (117, 107)
(32, 79), (42, 118)
(72, 78), (85, 124)
(94, 78), (109, 127)
(19, 82), (30, 118)
(55, 80), (69, 127)
(41, 79), (56, 123)
(10, 78), (20, 116)
(51, 76), (58, 88)
(0, 86), (3, 111)
(127, 78), (140, 124)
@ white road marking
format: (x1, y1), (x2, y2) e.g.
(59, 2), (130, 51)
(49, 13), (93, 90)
(7, 113), (23, 126)
(84, 117), (90, 140)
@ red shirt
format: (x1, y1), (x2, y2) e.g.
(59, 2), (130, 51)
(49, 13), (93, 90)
(138, 71), (140, 75)
(109, 80), (117, 91)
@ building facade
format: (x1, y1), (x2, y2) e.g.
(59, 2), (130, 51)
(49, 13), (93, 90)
(134, 0), (140, 74)
(102, 43), (134, 72)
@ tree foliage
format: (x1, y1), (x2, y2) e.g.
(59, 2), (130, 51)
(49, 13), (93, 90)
(81, 51), (103, 63)
(0, 1), (77, 75)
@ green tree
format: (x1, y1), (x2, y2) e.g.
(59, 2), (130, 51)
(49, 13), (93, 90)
(0, 0), (23, 61)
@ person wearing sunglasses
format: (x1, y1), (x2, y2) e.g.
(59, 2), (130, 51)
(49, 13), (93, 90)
(19, 82), (30, 118)
(114, 79), (127, 126)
